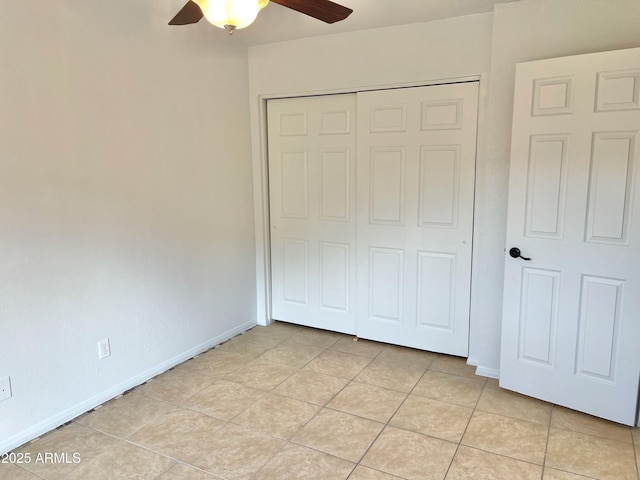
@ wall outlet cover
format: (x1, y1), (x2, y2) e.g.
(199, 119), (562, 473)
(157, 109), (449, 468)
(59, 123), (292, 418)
(98, 338), (111, 360)
(0, 376), (12, 401)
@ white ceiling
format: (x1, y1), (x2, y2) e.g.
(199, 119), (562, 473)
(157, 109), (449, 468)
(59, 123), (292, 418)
(145, 0), (520, 46)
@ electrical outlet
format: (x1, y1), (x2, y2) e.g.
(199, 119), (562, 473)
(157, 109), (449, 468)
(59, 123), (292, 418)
(98, 338), (111, 360)
(0, 376), (12, 401)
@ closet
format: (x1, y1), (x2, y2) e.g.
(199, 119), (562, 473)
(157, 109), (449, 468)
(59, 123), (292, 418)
(268, 82), (478, 356)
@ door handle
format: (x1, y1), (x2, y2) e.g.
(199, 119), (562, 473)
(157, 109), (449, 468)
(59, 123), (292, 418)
(509, 247), (531, 261)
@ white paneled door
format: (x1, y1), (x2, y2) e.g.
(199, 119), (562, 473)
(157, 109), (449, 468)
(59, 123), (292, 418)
(501, 47), (640, 425)
(356, 83), (479, 355)
(268, 94), (358, 334)
(268, 82), (479, 356)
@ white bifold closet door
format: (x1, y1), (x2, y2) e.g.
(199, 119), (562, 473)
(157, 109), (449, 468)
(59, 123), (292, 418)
(268, 82), (479, 356)
(268, 94), (358, 334)
(355, 83), (479, 356)
(500, 47), (640, 425)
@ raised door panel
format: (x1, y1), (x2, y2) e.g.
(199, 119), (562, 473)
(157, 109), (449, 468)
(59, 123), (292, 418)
(319, 242), (350, 312)
(575, 275), (624, 381)
(319, 149), (350, 222)
(419, 146), (460, 228)
(525, 135), (568, 239)
(368, 248), (404, 323)
(369, 148), (405, 225)
(518, 268), (559, 366)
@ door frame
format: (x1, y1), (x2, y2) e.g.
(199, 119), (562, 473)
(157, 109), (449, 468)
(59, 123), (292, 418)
(251, 75), (485, 355)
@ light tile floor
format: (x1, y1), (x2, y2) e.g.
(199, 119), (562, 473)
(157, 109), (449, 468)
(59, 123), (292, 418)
(4, 322), (640, 480)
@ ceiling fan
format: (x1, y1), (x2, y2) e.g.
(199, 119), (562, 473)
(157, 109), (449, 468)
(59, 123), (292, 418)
(169, 0), (353, 34)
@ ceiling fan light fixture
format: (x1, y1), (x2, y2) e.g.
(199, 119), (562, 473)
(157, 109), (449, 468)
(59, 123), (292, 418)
(193, 0), (269, 32)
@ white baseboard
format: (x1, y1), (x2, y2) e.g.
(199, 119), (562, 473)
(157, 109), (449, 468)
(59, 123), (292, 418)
(474, 365), (500, 379)
(466, 356), (479, 367)
(0, 320), (256, 455)
(466, 357), (500, 379)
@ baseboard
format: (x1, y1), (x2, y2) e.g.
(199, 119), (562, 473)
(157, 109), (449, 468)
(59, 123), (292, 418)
(474, 365), (500, 379)
(0, 319), (256, 455)
(466, 356), (479, 367)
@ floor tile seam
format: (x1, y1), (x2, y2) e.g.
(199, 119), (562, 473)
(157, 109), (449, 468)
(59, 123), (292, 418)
(135, 374), (220, 403)
(359, 424), (462, 471)
(351, 366), (428, 395)
(158, 397), (254, 424)
(473, 404), (552, 427)
(243, 329), (298, 342)
(173, 364), (247, 380)
(319, 405), (390, 428)
(182, 349), (262, 365)
(400, 362), (481, 413)
(37, 424), (185, 475)
(441, 443), (459, 480)
(549, 403), (635, 441)
(227, 410), (319, 443)
(151, 460), (178, 480)
(385, 419), (468, 446)
(456, 442), (547, 468)
(75, 418), (229, 464)
(210, 389), (280, 425)
(439, 377), (486, 480)
(224, 357), (304, 390)
(333, 365), (413, 425)
(344, 463), (359, 480)
(287, 338), (343, 350)
(407, 387), (482, 409)
(632, 440), (640, 480)
(309, 371), (357, 409)
(547, 423), (637, 447)
(244, 439), (295, 480)
(254, 338), (336, 370)
(426, 366), (483, 381)
(267, 387), (334, 408)
(11, 463), (47, 480)
(372, 355), (432, 374)
(541, 402), (553, 480)
(470, 405), (555, 432)
(310, 345), (379, 368)
(251, 355), (322, 371)
(131, 388), (225, 416)
(541, 465), (600, 480)
(350, 464), (411, 480)
(446, 378), (509, 478)
(246, 442), (357, 480)
(335, 399), (395, 468)
(285, 435), (362, 466)
(333, 378), (420, 414)
(326, 342), (384, 360)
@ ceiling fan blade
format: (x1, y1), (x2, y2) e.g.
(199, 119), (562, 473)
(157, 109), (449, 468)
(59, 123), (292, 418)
(169, 1), (204, 25)
(271, 0), (353, 24)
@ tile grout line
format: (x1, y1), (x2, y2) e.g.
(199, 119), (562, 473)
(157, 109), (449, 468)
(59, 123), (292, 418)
(633, 436), (640, 480)
(540, 405), (554, 480)
(246, 328), (366, 479)
(440, 372), (489, 479)
(246, 327), (497, 480)
(251, 330), (401, 479)
(347, 354), (440, 478)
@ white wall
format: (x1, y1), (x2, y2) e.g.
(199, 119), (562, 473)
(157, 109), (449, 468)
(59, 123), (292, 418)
(248, 13), (496, 369)
(0, 1), (257, 452)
